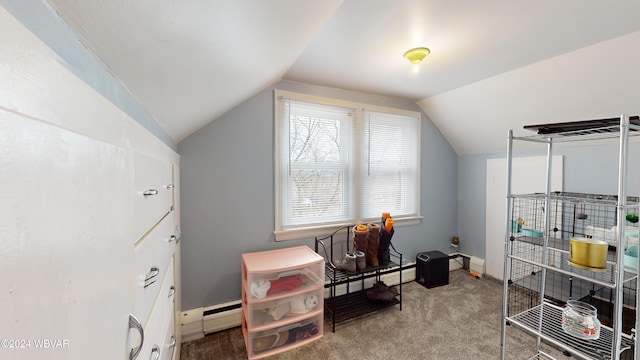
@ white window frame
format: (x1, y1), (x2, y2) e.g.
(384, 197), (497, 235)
(274, 90), (421, 241)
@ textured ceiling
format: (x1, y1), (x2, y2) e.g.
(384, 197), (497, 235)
(44, 0), (640, 153)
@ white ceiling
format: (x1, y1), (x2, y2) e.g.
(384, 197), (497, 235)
(44, 0), (640, 154)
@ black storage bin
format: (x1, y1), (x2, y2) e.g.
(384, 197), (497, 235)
(416, 251), (449, 289)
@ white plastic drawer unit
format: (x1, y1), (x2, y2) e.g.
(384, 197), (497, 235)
(241, 246), (325, 359)
(134, 212), (177, 325)
(133, 151), (174, 241)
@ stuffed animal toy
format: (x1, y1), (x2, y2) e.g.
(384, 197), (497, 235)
(265, 302), (290, 321)
(288, 294), (319, 315)
(263, 294), (319, 321)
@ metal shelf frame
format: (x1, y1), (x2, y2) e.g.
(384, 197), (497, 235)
(508, 302), (634, 359)
(500, 115), (640, 360)
(314, 225), (403, 333)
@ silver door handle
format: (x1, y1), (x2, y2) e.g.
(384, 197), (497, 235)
(150, 345), (160, 360)
(128, 314), (144, 360)
(143, 189), (158, 196)
(144, 266), (160, 288)
(168, 286), (175, 297)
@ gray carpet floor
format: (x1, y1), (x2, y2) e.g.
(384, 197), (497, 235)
(181, 269), (571, 359)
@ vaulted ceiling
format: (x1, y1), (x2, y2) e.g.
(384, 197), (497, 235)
(44, 0), (640, 154)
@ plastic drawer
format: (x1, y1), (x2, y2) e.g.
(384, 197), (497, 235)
(246, 314), (323, 358)
(246, 288), (323, 329)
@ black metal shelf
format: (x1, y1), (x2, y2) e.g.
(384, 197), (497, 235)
(324, 290), (400, 324)
(325, 261), (401, 287)
(315, 224), (403, 332)
(520, 115), (640, 142)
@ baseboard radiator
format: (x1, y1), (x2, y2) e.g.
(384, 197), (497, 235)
(181, 257), (485, 341)
(181, 299), (244, 342)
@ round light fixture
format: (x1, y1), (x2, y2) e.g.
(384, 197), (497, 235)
(403, 47), (430, 65)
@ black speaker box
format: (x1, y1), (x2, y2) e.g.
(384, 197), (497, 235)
(416, 251), (449, 289)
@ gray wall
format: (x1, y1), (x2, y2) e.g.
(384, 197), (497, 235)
(0, 0), (175, 149)
(457, 141), (640, 259)
(178, 80), (458, 310)
(8, 0), (637, 313)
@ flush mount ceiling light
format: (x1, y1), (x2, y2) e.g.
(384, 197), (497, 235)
(403, 47), (430, 65)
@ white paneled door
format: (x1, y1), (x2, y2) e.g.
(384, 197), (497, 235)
(0, 113), (135, 360)
(485, 155), (563, 280)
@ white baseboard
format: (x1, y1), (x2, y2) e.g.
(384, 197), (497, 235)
(448, 252), (486, 278)
(181, 257), (491, 340)
(180, 307), (204, 342)
(470, 256), (486, 275)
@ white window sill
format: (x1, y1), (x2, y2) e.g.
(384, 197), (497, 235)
(273, 216), (423, 242)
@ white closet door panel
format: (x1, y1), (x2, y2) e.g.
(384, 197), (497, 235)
(171, 164), (182, 353)
(136, 260), (174, 360)
(485, 155), (563, 280)
(157, 258), (176, 327)
(133, 152), (173, 241)
(172, 163), (181, 241)
(161, 311), (176, 360)
(0, 112), (134, 360)
(159, 259), (177, 360)
(134, 213), (176, 324)
(134, 315), (163, 360)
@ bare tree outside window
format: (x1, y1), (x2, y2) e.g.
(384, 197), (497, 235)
(289, 115), (346, 220)
(275, 90), (419, 238)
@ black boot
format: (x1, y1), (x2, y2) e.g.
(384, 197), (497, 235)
(378, 228), (393, 265)
(378, 247), (391, 266)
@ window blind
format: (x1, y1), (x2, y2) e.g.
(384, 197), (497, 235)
(275, 95), (356, 229)
(361, 109), (420, 219)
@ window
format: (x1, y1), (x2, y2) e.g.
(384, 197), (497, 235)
(274, 90), (420, 240)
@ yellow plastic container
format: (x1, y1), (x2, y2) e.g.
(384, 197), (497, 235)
(569, 237), (608, 269)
